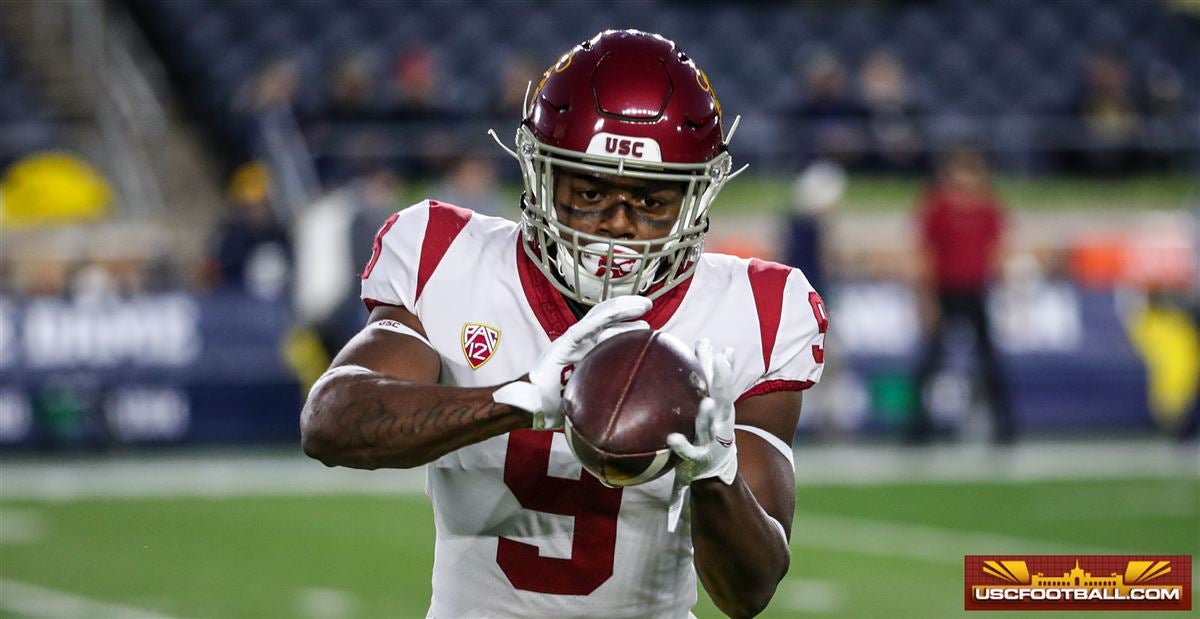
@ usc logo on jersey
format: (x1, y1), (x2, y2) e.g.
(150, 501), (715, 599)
(461, 323), (501, 369)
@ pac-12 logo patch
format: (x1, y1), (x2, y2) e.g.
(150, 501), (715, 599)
(461, 323), (500, 369)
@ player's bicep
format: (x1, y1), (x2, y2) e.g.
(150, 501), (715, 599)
(329, 304), (441, 384)
(734, 389), (802, 539)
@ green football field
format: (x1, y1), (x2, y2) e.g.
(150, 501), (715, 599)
(1, 441), (1196, 618)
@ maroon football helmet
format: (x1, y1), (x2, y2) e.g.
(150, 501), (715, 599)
(492, 29), (745, 304)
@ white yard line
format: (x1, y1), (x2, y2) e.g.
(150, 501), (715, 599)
(295, 587), (360, 619)
(0, 579), (175, 619)
(0, 508), (46, 544)
(774, 578), (845, 614)
(0, 439), (1194, 502)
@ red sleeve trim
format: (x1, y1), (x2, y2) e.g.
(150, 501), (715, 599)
(414, 201), (472, 303)
(746, 258), (792, 373)
(363, 298), (402, 312)
(360, 212), (401, 279)
(735, 379), (814, 403)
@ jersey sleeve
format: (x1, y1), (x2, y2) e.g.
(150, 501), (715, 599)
(739, 267), (828, 401)
(360, 199), (476, 313)
(359, 201), (431, 311)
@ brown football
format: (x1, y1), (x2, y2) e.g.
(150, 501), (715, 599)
(562, 329), (707, 487)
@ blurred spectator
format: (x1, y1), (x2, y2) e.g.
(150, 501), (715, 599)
(231, 59), (316, 164)
(858, 49), (925, 172)
(386, 48), (457, 176)
(389, 48), (446, 121)
(789, 50), (867, 167)
(326, 54), (384, 122)
(1126, 289), (1200, 442)
(1143, 61), (1188, 171)
(911, 148), (1013, 444)
(294, 164), (402, 354)
(238, 59), (302, 116)
(432, 154), (503, 218)
(492, 56), (540, 119)
(1063, 51), (1144, 175)
(201, 162), (292, 300)
(782, 160), (846, 297)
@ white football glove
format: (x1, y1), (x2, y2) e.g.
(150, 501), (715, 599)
(493, 295), (652, 430)
(666, 338), (738, 531)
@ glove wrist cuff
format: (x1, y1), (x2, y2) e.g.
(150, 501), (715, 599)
(715, 445), (738, 485)
(493, 381), (562, 430)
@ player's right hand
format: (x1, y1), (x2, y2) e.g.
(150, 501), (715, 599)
(492, 295), (652, 429)
(665, 339), (738, 531)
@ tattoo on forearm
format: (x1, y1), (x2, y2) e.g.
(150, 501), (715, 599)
(316, 389), (508, 454)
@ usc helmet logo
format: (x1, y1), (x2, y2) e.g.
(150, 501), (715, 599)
(695, 69), (723, 120)
(529, 49), (578, 115)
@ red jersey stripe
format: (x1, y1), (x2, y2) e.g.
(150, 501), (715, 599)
(360, 212), (401, 280)
(515, 240), (576, 341)
(415, 201), (473, 303)
(746, 258), (791, 373)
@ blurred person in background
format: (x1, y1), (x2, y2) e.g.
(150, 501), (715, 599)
(236, 59), (299, 115)
(491, 55), (540, 120)
(295, 163), (402, 357)
(388, 47), (456, 176)
(783, 159), (846, 297)
(789, 50), (867, 168)
(1063, 51), (1144, 175)
(326, 53), (385, 122)
(388, 47), (445, 121)
(200, 162), (293, 300)
(911, 148), (1013, 444)
(236, 58), (314, 125)
(1142, 61), (1188, 171)
(858, 48), (925, 173)
(431, 153), (503, 218)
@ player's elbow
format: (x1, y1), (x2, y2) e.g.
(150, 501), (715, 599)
(299, 374), (359, 468)
(299, 401), (340, 467)
(711, 589), (772, 619)
(710, 555), (788, 618)
(300, 407), (388, 469)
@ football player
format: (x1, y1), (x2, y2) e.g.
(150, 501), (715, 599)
(301, 30), (828, 617)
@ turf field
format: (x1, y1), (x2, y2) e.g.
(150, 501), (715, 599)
(1, 440), (1196, 618)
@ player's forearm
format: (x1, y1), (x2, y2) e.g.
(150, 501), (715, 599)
(300, 368), (529, 469)
(690, 475), (790, 618)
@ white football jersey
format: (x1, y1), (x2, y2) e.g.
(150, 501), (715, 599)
(360, 200), (827, 618)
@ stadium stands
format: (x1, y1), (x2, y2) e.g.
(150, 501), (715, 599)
(126, 0), (1199, 180)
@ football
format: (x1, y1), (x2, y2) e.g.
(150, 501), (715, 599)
(562, 329), (707, 487)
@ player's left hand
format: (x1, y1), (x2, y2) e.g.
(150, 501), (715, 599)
(666, 338), (738, 531)
(493, 295), (652, 430)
